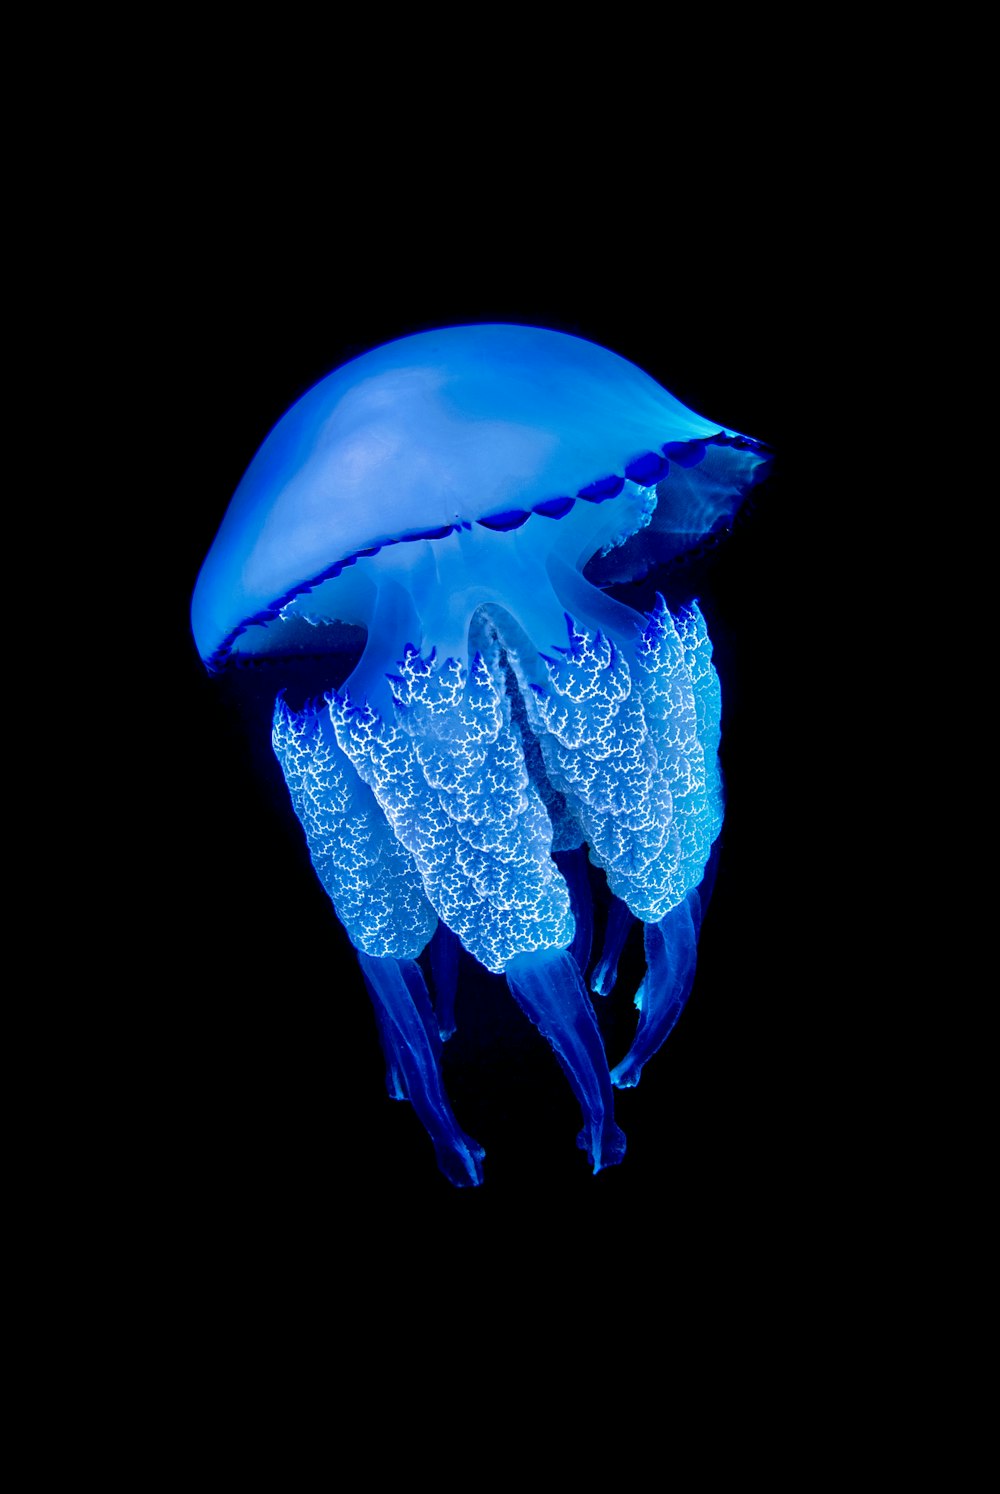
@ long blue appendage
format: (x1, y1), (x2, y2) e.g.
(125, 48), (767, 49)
(370, 958), (441, 1100)
(506, 947), (626, 1173)
(358, 952), (485, 1187)
(428, 922), (460, 1041)
(610, 890), (701, 1089)
(591, 896), (635, 997)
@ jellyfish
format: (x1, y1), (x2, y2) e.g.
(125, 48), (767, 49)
(191, 324), (770, 1186)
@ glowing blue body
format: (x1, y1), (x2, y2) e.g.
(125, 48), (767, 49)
(192, 324), (770, 1185)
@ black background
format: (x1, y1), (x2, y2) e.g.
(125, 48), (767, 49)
(140, 189), (841, 1316)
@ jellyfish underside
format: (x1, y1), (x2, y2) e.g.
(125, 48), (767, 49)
(268, 466), (728, 1186)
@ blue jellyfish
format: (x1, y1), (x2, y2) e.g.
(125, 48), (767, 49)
(191, 324), (770, 1186)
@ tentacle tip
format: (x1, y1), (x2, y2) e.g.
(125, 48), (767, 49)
(434, 1138), (486, 1188)
(578, 1123), (627, 1173)
(455, 1145), (486, 1187)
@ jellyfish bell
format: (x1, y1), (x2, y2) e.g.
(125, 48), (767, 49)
(191, 323), (771, 1186)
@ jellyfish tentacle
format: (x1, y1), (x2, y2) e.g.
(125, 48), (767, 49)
(428, 921), (461, 1040)
(371, 961), (442, 1102)
(610, 893), (700, 1090)
(611, 842), (720, 1084)
(511, 589), (724, 1084)
(359, 953), (485, 1187)
(521, 592), (723, 921)
(673, 601), (724, 855)
(373, 998), (407, 1100)
(331, 641), (573, 975)
(272, 694), (436, 959)
(522, 607), (681, 921)
(506, 947), (626, 1173)
(591, 895), (636, 997)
